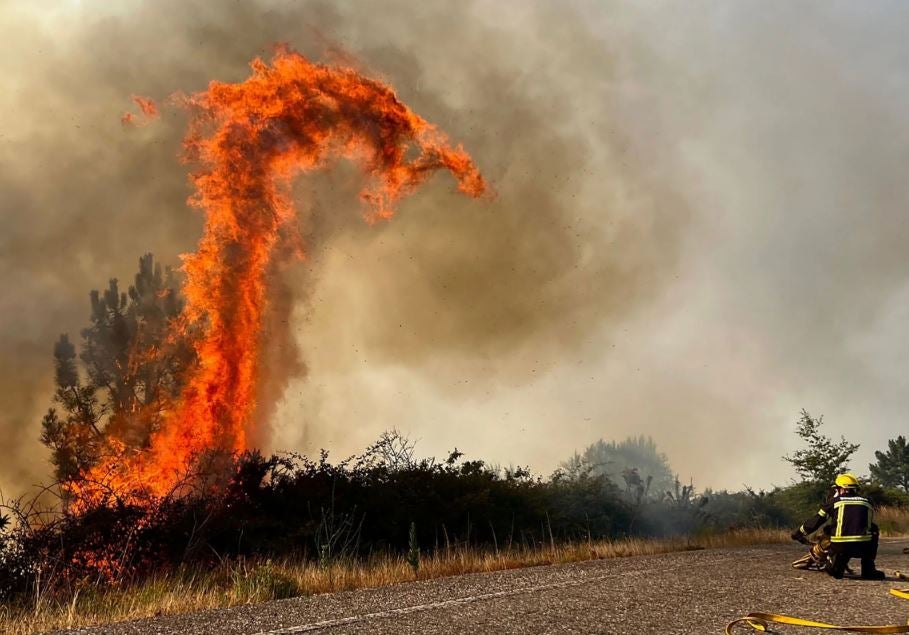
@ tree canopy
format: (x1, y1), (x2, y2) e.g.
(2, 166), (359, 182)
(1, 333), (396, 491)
(782, 409), (859, 485)
(40, 254), (195, 483)
(869, 435), (909, 492)
(563, 435), (674, 499)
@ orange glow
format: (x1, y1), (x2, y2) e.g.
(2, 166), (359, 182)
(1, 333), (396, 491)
(132, 95), (159, 118)
(121, 95), (159, 125)
(72, 48), (486, 509)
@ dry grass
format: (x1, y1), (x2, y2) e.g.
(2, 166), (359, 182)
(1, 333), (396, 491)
(877, 505), (909, 536)
(0, 528), (787, 635)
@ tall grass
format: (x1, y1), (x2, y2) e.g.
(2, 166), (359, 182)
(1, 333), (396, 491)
(877, 505), (909, 536)
(0, 528), (786, 635)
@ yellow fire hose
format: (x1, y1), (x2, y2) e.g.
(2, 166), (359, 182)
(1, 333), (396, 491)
(726, 587), (909, 634)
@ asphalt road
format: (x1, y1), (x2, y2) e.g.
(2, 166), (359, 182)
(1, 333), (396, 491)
(61, 539), (909, 635)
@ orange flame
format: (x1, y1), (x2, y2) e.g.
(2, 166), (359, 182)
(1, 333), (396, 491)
(121, 95), (159, 126)
(73, 48), (486, 507)
(133, 95), (159, 118)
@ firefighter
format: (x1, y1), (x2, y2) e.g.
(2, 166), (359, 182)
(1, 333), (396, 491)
(790, 473), (885, 580)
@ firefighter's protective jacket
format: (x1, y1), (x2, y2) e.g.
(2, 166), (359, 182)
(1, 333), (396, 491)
(799, 493), (875, 543)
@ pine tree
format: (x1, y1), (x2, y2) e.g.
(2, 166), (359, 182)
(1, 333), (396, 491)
(40, 334), (103, 482)
(40, 254), (195, 482)
(869, 436), (909, 492)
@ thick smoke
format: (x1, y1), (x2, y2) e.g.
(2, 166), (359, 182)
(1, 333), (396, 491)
(0, 0), (683, 495)
(3, 1), (907, 496)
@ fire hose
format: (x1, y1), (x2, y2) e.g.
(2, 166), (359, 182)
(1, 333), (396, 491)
(726, 582), (909, 633)
(726, 544), (909, 633)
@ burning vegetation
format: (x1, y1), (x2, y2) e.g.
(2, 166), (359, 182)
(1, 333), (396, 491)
(53, 47), (486, 510)
(5, 39), (908, 635)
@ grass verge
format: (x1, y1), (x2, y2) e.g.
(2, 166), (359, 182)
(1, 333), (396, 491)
(0, 527), (788, 634)
(878, 506), (909, 536)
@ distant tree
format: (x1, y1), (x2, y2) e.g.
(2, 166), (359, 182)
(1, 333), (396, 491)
(367, 429), (418, 471)
(782, 409), (859, 485)
(40, 254), (195, 482)
(563, 435), (674, 498)
(869, 435), (909, 492)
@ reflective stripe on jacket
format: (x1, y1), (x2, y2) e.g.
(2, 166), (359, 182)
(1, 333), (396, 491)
(799, 494), (874, 543)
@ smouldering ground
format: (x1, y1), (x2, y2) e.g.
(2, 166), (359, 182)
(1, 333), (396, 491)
(56, 538), (909, 635)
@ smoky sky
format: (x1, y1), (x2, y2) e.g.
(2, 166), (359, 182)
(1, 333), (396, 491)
(2, 0), (908, 497)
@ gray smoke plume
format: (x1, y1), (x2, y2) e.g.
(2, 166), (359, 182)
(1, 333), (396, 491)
(2, 1), (907, 496)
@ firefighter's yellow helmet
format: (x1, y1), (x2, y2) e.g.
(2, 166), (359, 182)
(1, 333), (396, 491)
(834, 473), (859, 488)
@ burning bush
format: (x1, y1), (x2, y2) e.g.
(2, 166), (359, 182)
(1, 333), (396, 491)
(0, 437), (633, 602)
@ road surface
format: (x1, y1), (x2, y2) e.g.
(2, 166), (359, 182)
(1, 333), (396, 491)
(61, 539), (909, 634)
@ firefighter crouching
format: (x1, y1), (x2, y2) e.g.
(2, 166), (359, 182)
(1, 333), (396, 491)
(790, 473), (886, 580)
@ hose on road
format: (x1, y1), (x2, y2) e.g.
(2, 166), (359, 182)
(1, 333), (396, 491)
(726, 586), (909, 633)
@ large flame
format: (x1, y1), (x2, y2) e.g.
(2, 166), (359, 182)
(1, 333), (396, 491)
(73, 48), (486, 507)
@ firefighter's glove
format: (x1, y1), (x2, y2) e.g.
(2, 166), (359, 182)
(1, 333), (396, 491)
(791, 529), (809, 545)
